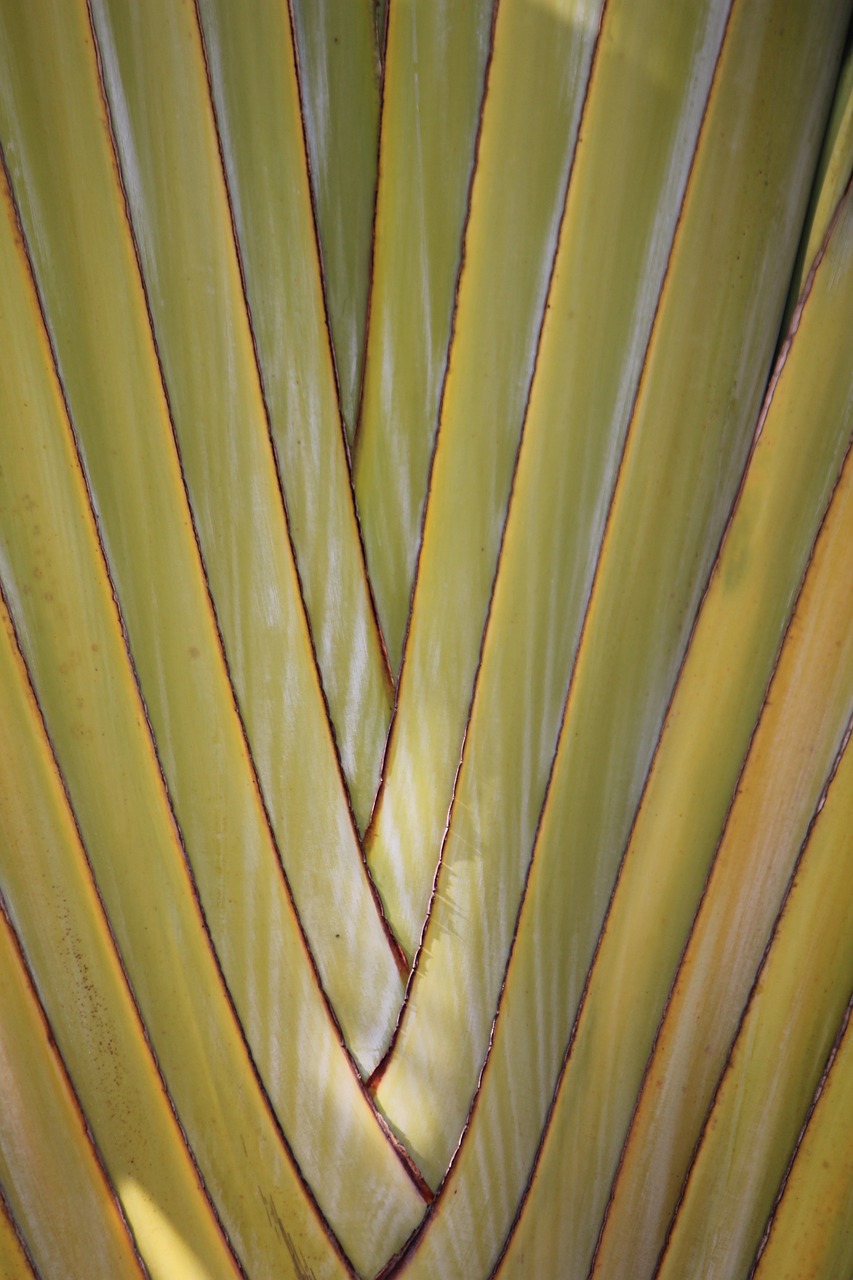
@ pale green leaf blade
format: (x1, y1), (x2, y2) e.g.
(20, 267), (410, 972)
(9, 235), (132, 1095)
(389, 17), (853, 1270)
(0, 594), (244, 1280)
(490, 2), (851, 1269)
(290, 0), (380, 440)
(656, 729), (853, 1280)
(0, 0), (405, 1064)
(1, 4), (850, 1276)
(586, 388), (853, 1275)
(366, 0), (606, 959)
(752, 1001), (853, 1280)
(193, 0), (394, 827)
(372, 0), (731, 1189)
(0, 141), (421, 1279)
(499, 392), (853, 1278)
(354, 0), (494, 669)
(0, 905), (148, 1280)
(0, 169), (345, 1280)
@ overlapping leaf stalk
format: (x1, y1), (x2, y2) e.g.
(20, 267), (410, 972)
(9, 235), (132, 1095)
(0, 1), (851, 1278)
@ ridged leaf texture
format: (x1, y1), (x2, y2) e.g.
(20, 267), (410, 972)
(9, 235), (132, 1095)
(0, 2), (851, 1278)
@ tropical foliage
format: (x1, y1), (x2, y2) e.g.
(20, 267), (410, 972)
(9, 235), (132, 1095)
(0, 1), (851, 1277)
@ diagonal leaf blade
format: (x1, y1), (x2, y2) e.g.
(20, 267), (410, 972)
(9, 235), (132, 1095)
(751, 999), (853, 1280)
(366, 0), (605, 960)
(290, 0), (380, 442)
(354, 0), (495, 670)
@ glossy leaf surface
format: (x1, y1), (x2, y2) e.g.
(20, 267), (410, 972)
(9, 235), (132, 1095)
(354, 0), (494, 669)
(0, 905), (146, 1280)
(752, 1000), (853, 1280)
(366, 0), (605, 958)
(290, 0), (380, 441)
(0, 3), (851, 1277)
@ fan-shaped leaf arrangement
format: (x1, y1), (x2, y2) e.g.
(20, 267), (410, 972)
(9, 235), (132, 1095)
(0, 1), (852, 1277)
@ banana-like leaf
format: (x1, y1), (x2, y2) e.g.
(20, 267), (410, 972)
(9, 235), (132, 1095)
(590, 399), (853, 1279)
(0, 132), (422, 1279)
(653, 721), (853, 1279)
(372, 0), (846, 1186)
(388, 131), (853, 1280)
(354, 0), (494, 670)
(365, 0), (605, 957)
(0, 0), (402, 1075)
(0, 592), (244, 1278)
(0, 900), (146, 1279)
(752, 997), (853, 1280)
(290, 0), (380, 443)
(0, 2), (852, 1278)
(192, 0), (395, 828)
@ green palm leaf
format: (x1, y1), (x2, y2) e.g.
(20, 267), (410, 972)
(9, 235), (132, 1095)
(0, 1), (851, 1277)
